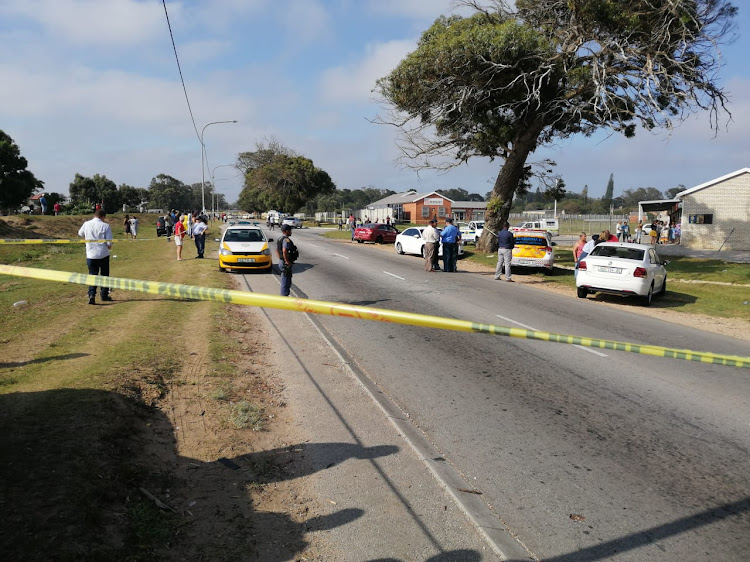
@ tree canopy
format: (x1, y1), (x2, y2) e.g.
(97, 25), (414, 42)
(237, 141), (336, 214)
(0, 130), (43, 213)
(376, 0), (736, 250)
(69, 173), (118, 211)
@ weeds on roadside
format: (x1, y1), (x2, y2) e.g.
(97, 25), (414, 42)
(228, 400), (265, 430)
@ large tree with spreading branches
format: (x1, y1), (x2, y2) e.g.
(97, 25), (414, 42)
(376, 0), (737, 251)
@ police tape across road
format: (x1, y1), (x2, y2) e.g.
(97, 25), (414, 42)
(1, 264), (748, 369)
(0, 238), (155, 244)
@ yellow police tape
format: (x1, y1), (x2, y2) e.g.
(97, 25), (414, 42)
(0, 239), (155, 244)
(1, 264), (748, 369)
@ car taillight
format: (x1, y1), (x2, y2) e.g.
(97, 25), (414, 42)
(633, 267), (648, 278)
(545, 246), (552, 253)
(578, 260), (587, 270)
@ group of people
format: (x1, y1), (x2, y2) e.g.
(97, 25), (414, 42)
(77, 208), (211, 305)
(422, 217), (461, 273)
(122, 214), (139, 239)
(165, 209), (208, 261)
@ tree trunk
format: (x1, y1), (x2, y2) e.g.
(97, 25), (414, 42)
(476, 116), (546, 253)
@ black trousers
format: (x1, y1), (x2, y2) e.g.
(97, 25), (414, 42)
(86, 256), (110, 298)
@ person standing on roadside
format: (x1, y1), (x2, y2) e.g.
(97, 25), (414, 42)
(129, 215), (139, 239)
(422, 218), (440, 272)
(440, 217), (460, 272)
(277, 223), (296, 296)
(53, 202), (61, 216)
(173, 212), (186, 260)
(123, 215), (131, 239)
(494, 221), (515, 282)
(192, 216), (208, 258)
(635, 220), (643, 243)
(615, 221), (623, 241)
(39, 194), (47, 215)
(78, 209), (113, 305)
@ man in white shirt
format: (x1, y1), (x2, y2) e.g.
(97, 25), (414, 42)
(422, 218), (440, 272)
(78, 209), (114, 305)
(192, 216), (208, 258)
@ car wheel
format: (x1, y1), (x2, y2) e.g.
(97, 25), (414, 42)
(642, 283), (654, 306)
(658, 276), (667, 296)
(577, 287), (588, 299)
(376, 235), (383, 244)
(396, 242), (404, 255)
(357, 239), (364, 244)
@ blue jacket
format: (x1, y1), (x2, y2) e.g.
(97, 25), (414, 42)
(497, 228), (515, 249)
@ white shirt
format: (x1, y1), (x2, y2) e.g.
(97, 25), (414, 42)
(193, 222), (207, 236)
(78, 217), (113, 259)
(423, 224), (440, 243)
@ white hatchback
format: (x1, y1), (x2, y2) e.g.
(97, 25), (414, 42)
(576, 242), (668, 306)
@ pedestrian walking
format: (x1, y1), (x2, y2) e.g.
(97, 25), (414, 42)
(78, 209), (113, 305)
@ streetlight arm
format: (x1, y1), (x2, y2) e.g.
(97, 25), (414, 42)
(200, 120), (237, 214)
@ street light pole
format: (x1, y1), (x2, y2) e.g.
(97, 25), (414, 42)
(200, 120), (237, 215)
(210, 164), (235, 217)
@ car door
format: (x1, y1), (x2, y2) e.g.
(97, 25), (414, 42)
(649, 248), (666, 289)
(401, 228), (421, 255)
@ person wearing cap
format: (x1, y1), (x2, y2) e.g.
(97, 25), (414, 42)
(494, 221), (515, 282)
(422, 218), (440, 271)
(277, 223), (295, 296)
(440, 217), (460, 272)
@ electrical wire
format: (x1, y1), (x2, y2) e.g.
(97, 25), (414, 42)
(162, 0), (202, 145)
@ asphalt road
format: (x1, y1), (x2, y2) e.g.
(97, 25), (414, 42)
(243, 227), (750, 561)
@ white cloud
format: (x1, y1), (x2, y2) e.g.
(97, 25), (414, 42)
(319, 39), (415, 104)
(1, 0), (168, 45)
(279, 0), (332, 46)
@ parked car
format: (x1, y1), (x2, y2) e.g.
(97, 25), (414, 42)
(511, 229), (554, 270)
(459, 220), (485, 244)
(512, 218), (559, 236)
(217, 224), (273, 272)
(155, 215), (168, 237)
(354, 223), (399, 244)
(576, 242), (668, 305)
(394, 227), (464, 258)
(282, 217), (303, 229)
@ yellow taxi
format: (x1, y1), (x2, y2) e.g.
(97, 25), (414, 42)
(511, 229), (555, 270)
(218, 224), (273, 272)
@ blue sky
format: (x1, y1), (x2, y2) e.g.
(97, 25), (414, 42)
(1, 0), (748, 204)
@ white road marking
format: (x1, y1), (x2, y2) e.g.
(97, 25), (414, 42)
(384, 271), (405, 280)
(495, 314), (609, 357)
(307, 243), (321, 248)
(332, 253), (350, 259)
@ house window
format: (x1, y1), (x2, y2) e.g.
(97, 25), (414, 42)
(438, 206), (446, 217)
(688, 214), (713, 224)
(422, 206), (430, 218)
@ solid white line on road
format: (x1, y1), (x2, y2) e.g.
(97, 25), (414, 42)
(495, 314), (609, 357)
(332, 253), (350, 260)
(383, 271), (405, 280)
(306, 243), (322, 248)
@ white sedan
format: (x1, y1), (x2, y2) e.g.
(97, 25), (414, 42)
(395, 227), (464, 258)
(576, 242), (668, 306)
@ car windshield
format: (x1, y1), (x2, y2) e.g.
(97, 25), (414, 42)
(590, 246), (645, 260)
(514, 236), (547, 246)
(225, 229), (263, 242)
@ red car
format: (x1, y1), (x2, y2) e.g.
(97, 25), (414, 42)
(354, 223), (399, 244)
